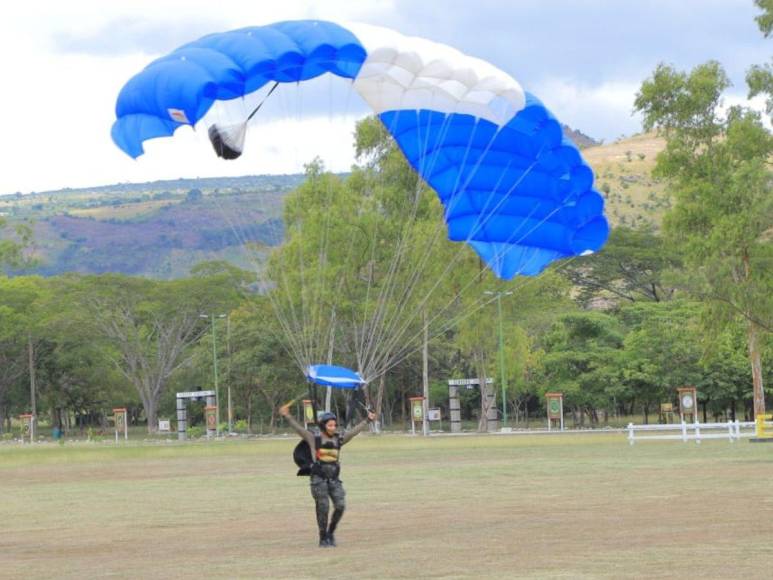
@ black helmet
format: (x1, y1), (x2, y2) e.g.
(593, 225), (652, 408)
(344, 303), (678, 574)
(318, 412), (337, 429)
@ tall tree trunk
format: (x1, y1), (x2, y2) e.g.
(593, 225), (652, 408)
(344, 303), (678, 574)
(325, 310), (336, 412)
(748, 319), (765, 418)
(144, 395), (158, 434)
(422, 309), (429, 436)
(138, 386), (160, 434)
(28, 335), (36, 418)
(742, 252), (765, 418)
(371, 370), (386, 434)
(247, 395), (252, 434)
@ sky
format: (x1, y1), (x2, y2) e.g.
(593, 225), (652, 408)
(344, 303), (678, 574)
(0, 0), (768, 195)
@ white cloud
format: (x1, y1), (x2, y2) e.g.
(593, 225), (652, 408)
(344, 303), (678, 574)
(0, 0), (767, 194)
(530, 78), (643, 142)
(0, 1), (394, 194)
(128, 114), (366, 183)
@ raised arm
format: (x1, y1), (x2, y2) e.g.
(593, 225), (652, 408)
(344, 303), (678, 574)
(279, 404), (315, 448)
(341, 411), (376, 445)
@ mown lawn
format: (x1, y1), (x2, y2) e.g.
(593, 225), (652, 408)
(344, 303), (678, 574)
(2, 433), (771, 579)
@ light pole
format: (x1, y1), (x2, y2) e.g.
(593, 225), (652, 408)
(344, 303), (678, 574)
(225, 314), (232, 435)
(484, 290), (513, 428)
(200, 313), (227, 436)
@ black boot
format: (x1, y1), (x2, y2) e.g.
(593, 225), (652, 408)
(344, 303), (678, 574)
(319, 530), (330, 548)
(327, 508), (344, 547)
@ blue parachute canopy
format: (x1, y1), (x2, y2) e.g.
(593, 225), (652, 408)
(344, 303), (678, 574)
(306, 365), (365, 389)
(111, 19), (609, 280)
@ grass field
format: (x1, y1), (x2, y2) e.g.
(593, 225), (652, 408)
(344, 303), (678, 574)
(2, 433), (772, 579)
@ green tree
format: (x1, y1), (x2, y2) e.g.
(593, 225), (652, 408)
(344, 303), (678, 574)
(72, 274), (240, 432)
(35, 277), (131, 433)
(266, 120), (463, 418)
(699, 323), (760, 421)
(747, 0), (773, 118)
(564, 226), (681, 306)
(0, 276), (44, 431)
(618, 301), (704, 423)
(634, 61), (773, 418)
(540, 311), (625, 426)
(0, 217), (33, 272)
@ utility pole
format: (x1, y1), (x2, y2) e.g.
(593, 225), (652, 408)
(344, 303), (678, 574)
(226, 314), (232, 435)
(211, 315), (219, 437)
(422, 309), (429, 436)
(28, 334), (36, 438)
(485, 290), (512, 429)
(201, 313), (226, 436)
(325, 310), (336, 413)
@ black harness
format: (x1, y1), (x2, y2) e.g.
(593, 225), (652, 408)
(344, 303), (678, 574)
(311, 432), (343, 480)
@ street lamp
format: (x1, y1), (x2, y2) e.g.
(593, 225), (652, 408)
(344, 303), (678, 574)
(200, 313), (227, 436)
(484, 290), (513, 428)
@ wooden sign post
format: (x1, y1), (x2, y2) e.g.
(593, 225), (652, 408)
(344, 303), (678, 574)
(19, 414), (34, 444)
(409, 396), (425, 435)
(113, 408), (128, 443)
(677, 387), (698, 423)
(302, 399), (315, 428)
(659, 403), (674, 424)
(205, 405), (218, 439)
(545, 393), (564, 431)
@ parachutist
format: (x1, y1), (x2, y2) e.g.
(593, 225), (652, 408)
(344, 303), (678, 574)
(280, 403), (375, 547)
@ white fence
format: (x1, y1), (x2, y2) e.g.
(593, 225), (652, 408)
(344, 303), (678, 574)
(626, 420), (770, 444)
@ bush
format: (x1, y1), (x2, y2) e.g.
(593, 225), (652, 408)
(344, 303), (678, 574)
(187, 426), (205, 438)
(234, 419), (249, 433)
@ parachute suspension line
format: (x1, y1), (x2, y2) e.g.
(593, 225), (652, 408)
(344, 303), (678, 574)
(361, 118), (512, 379)
(358, 108), (456, 376)
(245, 81), (280, 122)
(209, 193), (308, 372)
(208, 80), (315, 373)
(356, 108), (427, 371)
(288, 80), (315, 369)
(359, 109), (460, 362)
(364, 158), (519, 379)
(369, 200), (565, 380)
(358, 111), (429, 363)
(295, 76), (360, 375)
(373, 255), (583, 380)
(365, 148), (576, 381)
(369, 199), (572, 381)
(361, 119), (513, 376)
(308, 167), (334, 366)
(358, 111), (461, 377)
(367, 136), (546, 370)
(377, 248), (579, 381)
(311, 76), (360, 368)
(354, 108), (411, 365)
(310, 74), (339, 367)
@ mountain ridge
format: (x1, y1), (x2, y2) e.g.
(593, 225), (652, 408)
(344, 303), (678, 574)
(1, 132), (666, 279)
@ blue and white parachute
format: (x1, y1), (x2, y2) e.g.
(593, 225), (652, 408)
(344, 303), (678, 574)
(112, 19), (608, 282)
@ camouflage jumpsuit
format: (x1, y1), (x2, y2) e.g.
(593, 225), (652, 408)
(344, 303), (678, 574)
(285, 414), (370, 543)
